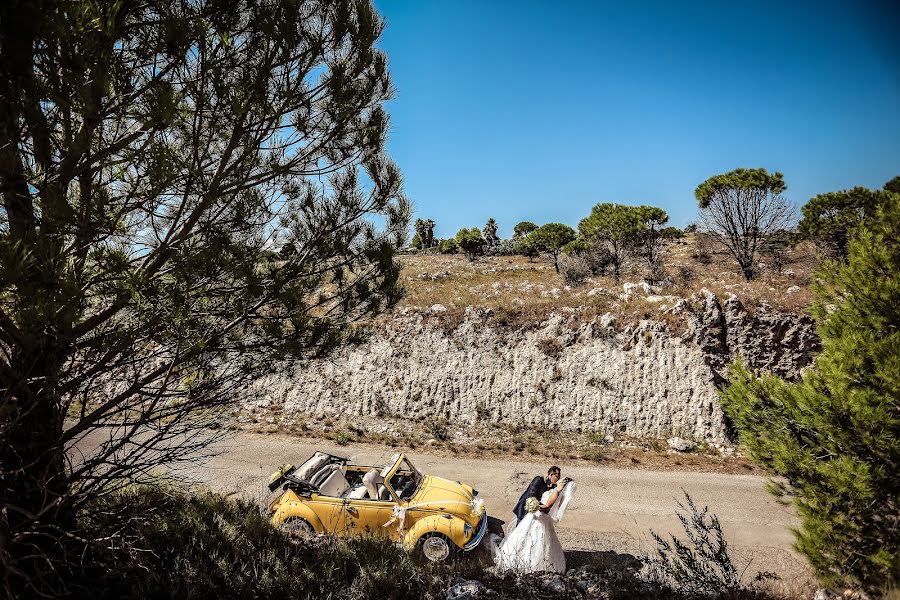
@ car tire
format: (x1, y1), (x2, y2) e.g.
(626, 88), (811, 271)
(280, 517), (315, 539)
(417, 533), (457, 563)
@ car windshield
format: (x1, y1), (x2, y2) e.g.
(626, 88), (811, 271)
(388, 456), (423, 500)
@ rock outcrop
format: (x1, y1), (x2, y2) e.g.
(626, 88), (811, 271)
(683, 289), (819, 380)
(241, 291), (819, 444)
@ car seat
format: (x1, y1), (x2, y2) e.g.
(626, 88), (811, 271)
(294, 452), (332, 482)
(317, 468), (350, 497)
(362, 468), (384, 500)
(345, 484), (369, 499)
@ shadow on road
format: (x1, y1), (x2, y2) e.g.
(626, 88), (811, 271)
(565, 548), (644, 573)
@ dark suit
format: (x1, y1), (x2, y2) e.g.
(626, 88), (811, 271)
(513, 475), (549, 521)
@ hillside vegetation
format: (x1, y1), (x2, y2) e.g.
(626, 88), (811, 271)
(396, 234), (817, 327)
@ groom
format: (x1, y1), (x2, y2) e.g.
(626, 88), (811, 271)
(513, 465), (561, 522)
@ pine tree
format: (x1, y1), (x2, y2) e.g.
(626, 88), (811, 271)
(525, 223), (576, 272)
(721, 196), (900, 591)
(695, 168), (795, 280)
(0, 1), (407, 594)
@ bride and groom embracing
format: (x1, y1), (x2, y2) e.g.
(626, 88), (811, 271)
(493, 466), (577, 574)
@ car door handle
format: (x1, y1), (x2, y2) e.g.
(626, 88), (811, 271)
(346, 506), (358, 517)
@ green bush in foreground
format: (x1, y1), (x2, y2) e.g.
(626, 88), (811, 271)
(67, 485), (800, 600)
(81, 487), (446, 600)
(721, 199), (900, 591)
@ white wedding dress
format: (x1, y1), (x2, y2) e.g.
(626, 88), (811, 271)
(494, 482), (576, 573)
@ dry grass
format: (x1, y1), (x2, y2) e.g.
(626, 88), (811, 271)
(395, 236), (819, 331)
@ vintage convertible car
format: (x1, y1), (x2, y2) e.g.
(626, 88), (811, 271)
(267, 451), (496, 561)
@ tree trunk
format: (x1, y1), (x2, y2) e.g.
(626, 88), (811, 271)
(740, 262), (754, 280)
(1, 346), (73, 595)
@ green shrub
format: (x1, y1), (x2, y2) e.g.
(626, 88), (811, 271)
(82, 487), (448, 600)
(437, 238), (458, 254)
(332, 430), (353, 445)
(455, 227), (486, 261)
(484, 238), (523, 256)
(649, 492), (775, 596)
(721, 198), (900, 592)
(798, 181), (894, 260)
(427, 417), (450, 441)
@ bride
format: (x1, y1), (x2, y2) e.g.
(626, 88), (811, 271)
(494, 478), (576, 573)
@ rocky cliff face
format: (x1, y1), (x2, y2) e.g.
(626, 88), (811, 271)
(242, 291), (819, 443)
(682, 290), (820, 382)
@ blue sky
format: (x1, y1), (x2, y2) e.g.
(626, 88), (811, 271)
(373, 1), (900, 238)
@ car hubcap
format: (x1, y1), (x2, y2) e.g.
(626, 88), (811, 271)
(422, 537), (450, 562)
(282, 519), (313, 538)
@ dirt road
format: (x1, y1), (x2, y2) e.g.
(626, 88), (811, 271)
(166, 431), (810, 581)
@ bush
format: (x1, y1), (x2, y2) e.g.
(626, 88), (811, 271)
(649, 492), (775, 597)
(484, 238), (523, 256)
(580, 244), (614, 275)
(80, 486), (450, 600)
(437, 238), (458, 254)
(332, 430), (353, 445)
(675, 265), (694, 287)
(427, 418), (450, 441)
(691, 233), (713, 264)
(759, 230), (795, 273)
(721, 199), (900, 592)
(558, 254), (592, 286)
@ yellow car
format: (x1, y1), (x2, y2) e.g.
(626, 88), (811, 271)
(267, 451), (495, 561)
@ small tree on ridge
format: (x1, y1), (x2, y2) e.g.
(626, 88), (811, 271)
(513, 221), (538, 238)
(483, 218), (499, 247)
(455, 227), (486, 261)
(578, 203), (643, 279)
(695, 168), (795, 280)
(525, 223), (576, 272)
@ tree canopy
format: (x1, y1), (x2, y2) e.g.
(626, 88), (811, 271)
(513, 221), (538, 238)
(631, 206), (671, 282)
(454, 227), (486, 261)
(483, 218), (499, 247)
(413, 218), (436, 249)
(523, 223), (575, 272)
(798, 182), (893, 260)
(578, 203), (644, 278)
(0, 0), (407, 594)
(695, 168), (794, 280)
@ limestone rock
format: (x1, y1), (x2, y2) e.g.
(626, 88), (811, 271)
(244, 312), (730, 441)
(239, 291), (818, 444)
(447, 579), (494, 600)
(667, 437), (695, 452)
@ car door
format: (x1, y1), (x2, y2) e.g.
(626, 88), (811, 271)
(306, 495), (352, 535)
(343, 495), (401, 539)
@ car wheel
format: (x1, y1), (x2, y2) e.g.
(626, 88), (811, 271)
(418, 533), (455, 563)
(280, 517), (314, 539)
